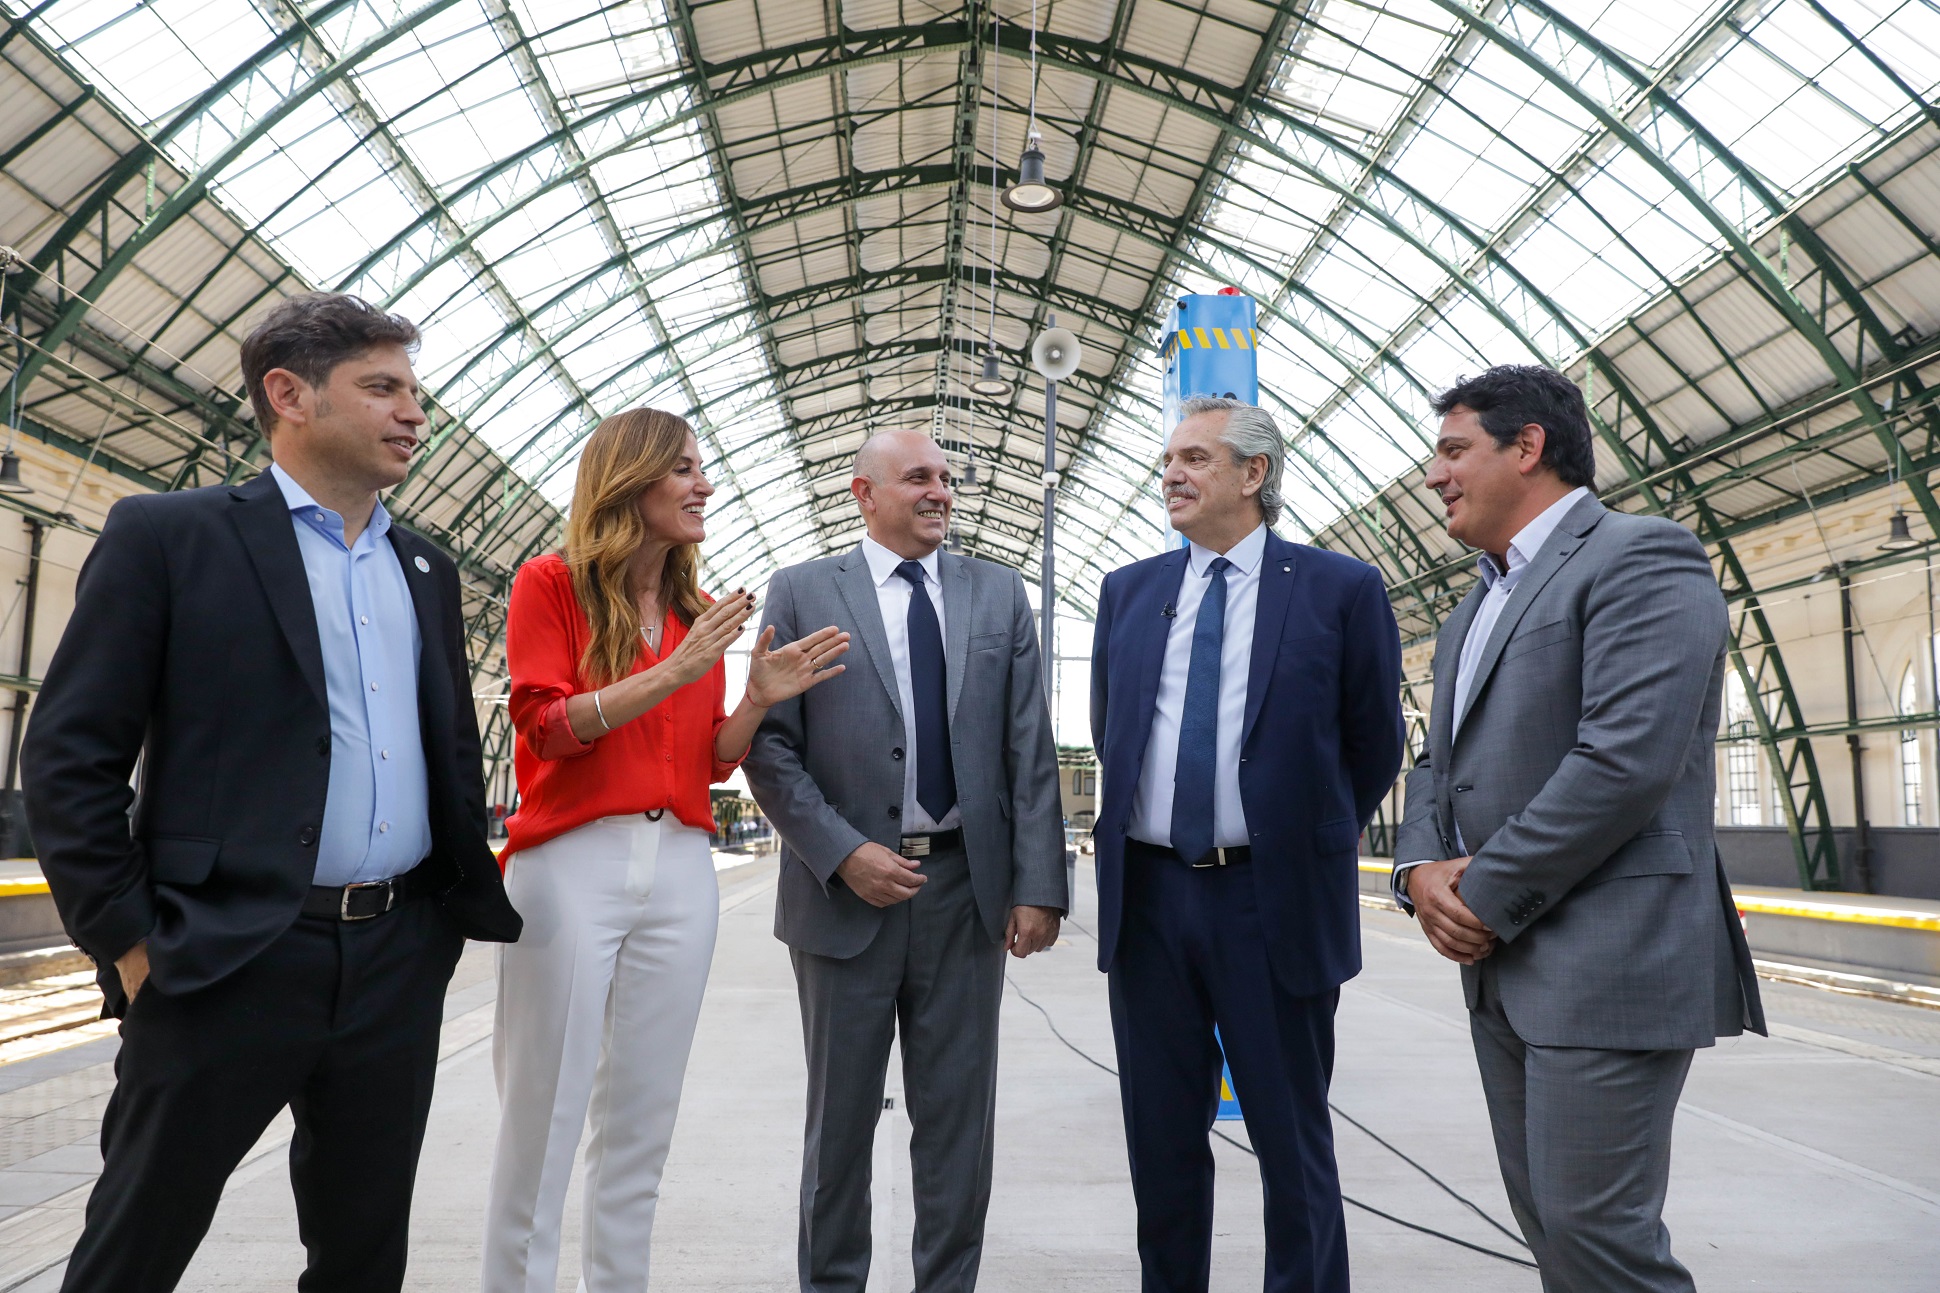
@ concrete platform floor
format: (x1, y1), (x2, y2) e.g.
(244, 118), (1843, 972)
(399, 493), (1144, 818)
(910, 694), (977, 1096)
(3, 858), (1939, 1291)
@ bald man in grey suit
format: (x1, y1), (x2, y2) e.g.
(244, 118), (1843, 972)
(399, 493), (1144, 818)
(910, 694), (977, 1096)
(1393, 366), (1763, 1293)
(743, 430), (1067, 1293)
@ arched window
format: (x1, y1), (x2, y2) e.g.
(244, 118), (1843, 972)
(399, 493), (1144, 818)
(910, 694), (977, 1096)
(1901, 666), (1924, 826)
(1724, 673), (1761, 826)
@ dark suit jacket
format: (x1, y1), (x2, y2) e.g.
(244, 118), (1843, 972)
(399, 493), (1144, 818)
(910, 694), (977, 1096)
(24, 470), (521, 1013)
(1090, 529), (1404, 996)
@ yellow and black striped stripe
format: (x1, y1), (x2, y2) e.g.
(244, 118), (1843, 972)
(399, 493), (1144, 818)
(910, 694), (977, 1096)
(1174, 327), (1257, 350)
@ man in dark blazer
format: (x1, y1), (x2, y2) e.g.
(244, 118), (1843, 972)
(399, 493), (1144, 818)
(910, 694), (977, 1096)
(1090, 397), (1404, 1293)
(1393, 365), (1762, 1292)
(24, 292), (521, 1292)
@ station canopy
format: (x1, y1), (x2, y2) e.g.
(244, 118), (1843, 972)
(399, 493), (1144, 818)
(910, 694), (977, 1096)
(4, 0), (1939, 640)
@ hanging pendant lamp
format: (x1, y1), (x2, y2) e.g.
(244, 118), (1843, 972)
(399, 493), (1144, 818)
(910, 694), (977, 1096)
(0, 451), (33, 496)
(969, 349), (1013, 398)
(1880, 510), (1920, 551)
(1002, 132), (1062, 213)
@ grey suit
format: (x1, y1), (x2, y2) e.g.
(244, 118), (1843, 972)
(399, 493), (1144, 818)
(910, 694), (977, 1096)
(744, 543), (1066, 1293)
(1394, 493), (1764, 1292)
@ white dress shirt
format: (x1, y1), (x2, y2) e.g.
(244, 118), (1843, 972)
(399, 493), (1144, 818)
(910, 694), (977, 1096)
(1128, 523), (1267, 851)
(860, 534), (962, 833)
(1394, 486), (1589, 901)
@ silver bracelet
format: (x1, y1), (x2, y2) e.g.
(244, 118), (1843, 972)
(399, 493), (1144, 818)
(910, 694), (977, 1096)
(592, 688), (613, 732)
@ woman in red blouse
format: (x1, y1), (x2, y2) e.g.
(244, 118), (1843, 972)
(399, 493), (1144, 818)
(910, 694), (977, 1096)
(481, 408), (847, 1293)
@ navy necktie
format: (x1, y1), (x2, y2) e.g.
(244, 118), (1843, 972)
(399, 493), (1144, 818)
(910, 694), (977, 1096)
(1171, 556), (1232, 865)
(895, 561), (956, 823)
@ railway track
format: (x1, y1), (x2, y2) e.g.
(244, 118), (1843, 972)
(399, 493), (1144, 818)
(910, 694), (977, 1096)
(0, 961), (110, 1065)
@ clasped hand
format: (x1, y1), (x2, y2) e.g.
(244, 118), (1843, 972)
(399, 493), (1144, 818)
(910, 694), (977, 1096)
(835, 844), (1059, 958)
(1406, 857), (1497, 964)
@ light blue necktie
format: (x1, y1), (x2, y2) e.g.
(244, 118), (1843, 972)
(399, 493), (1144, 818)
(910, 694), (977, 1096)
(1170, 556), (1231, 865)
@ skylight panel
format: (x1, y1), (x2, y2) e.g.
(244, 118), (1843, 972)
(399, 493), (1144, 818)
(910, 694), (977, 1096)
(1506, 204), (1652, 338)
(1545, 0), (1705, 67)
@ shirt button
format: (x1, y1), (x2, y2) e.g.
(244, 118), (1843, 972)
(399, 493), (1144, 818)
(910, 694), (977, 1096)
(379, 821), (390, 833)
(381, 749), (390, 760)
(370, 682), (379, 692)
(313, 511), (324, 522)
(361, 616), (369, 625)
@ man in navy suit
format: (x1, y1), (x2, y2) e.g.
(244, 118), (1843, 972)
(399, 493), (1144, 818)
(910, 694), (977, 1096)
(1090, 397), (1404, 1292)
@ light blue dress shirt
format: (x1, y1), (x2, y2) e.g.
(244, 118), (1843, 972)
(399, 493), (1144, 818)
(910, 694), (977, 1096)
(1393, 486), (1589, 906)
(1128, 523), (1267, 851)
(271, 464), (431, 886)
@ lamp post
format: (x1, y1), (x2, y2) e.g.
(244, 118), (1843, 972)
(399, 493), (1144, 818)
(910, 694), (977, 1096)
(1030, 314), (1081, 699)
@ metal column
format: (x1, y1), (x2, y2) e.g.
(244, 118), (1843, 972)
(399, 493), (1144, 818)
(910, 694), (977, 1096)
(1837, 566), (1873, 892)
(1, 516), (43, 857)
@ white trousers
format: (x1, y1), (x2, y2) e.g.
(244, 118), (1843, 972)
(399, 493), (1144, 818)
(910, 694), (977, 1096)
(481, 813), (720, 1293)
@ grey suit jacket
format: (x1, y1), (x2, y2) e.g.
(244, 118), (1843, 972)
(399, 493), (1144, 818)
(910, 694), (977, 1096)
(1393, 494), (1765, 1050)
(743, 544), (1068, 959)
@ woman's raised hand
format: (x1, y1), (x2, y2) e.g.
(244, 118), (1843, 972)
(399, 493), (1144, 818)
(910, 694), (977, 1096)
(658, 590), (755, 687)
(745, 624), (850, 708)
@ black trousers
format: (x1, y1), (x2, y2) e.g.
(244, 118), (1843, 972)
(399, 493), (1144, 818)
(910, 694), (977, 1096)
(1108, 845), (1348, 1293)
(62, 896), (464, 1293)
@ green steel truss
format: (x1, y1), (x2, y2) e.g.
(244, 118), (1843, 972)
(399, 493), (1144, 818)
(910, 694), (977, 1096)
(3, 0), (1937, 882)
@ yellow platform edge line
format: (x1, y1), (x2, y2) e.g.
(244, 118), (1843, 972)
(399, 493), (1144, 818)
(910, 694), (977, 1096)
(1734, 894), (1940, 932)
(0, 878), (51, 898)
(1355, 861), (1940, 931)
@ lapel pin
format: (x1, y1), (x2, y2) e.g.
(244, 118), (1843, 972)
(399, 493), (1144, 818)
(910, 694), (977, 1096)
(414, 555), (430, 573)
(1282, 565), (1291, 573)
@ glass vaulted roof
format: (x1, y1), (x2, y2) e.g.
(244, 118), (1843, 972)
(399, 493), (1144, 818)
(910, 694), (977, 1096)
(5, 0), (1940, 667)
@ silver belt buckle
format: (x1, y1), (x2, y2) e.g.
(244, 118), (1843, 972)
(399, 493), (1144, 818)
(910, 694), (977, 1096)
(340, 879), (396, 920)
(899, 835), (932, 859)
(1191, 847), (1231, 869)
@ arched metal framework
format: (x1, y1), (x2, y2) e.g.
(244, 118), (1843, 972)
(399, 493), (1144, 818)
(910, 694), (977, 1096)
(3, 0), (1938, 885)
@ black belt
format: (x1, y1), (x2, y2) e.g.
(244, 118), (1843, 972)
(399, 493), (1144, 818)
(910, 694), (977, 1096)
(898, 828), (962, 859)
(1127, 838), (1251, 868)
(302, 864), (437, 921)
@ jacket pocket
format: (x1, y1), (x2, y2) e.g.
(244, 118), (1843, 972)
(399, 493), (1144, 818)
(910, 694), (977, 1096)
(969, 631), (1008, 653)
(1313, 817), (1359, 856)
(1502, 617), (1572, 661)
(1581, 830), (1692, 886)
(998, 790), (1014, 820)
(147, 836), (221, 886)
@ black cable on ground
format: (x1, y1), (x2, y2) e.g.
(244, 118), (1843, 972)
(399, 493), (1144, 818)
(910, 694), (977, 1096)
(1005, 973), (1539, 1272)
(1325, 1105), (1529, 1249)
(1053, 916), (1525, 1248)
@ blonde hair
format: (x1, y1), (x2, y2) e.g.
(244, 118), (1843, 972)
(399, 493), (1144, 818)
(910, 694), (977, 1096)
(562, 408), (710, 686)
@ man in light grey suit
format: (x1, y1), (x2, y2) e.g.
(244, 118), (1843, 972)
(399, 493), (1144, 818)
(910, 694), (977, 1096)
(743, 429), (1067, 1293)
(1392, 365), (1764, 1292)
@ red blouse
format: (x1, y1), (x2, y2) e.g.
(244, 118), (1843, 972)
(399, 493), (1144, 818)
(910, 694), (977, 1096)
(501, 553), (742, 864)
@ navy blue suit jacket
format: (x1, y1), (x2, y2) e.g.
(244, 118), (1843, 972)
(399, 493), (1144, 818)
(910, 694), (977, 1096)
(1089, 529), (1404, 995)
